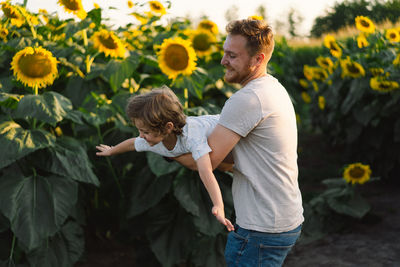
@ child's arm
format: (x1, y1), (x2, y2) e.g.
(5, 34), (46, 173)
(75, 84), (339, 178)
(196, 154), (234, 231)
(96, 138), (136, 156)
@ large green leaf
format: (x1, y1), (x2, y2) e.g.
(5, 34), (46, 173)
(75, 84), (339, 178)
(0, 121), (55, 169)
(0, 172), (78, 251)
(0, 92), (23, 109)
(340, 79), (366, 115)
(27, 220), (84, 267)
(190, 234), (227, 267)
(13, 91), (79, 126)
(146, 152), (181, 177)
(104, 53), (140, 92)
(127, 166), (173, 217)
(174, 169), (225, 236)
(146, 199), (196, 267)
(327, 192), (370, 219)
(46, 137), (100, 186)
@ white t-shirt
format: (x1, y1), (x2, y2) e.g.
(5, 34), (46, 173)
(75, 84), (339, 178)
(218, 75), (304, 233)
(134, 115), (219, 161)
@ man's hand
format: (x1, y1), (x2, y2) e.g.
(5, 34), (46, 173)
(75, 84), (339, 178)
(96, 144), (113, 156)
(212, 206), (234, 231)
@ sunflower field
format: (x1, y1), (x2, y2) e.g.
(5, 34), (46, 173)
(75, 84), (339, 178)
(0, 0), (399, 266)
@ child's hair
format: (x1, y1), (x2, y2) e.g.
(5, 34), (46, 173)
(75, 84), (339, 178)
(125, 85), (186, 135)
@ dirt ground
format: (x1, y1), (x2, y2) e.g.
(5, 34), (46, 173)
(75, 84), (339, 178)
(284, 179), (400, 267)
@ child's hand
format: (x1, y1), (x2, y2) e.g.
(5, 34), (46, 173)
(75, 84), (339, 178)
(212, 206), (234, 232)
(96, 144), (113, 156)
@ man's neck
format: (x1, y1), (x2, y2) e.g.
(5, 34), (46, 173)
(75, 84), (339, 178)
(240, 70), (267, 87)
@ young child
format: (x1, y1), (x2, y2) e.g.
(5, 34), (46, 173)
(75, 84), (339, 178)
(96, 85), (234, 231)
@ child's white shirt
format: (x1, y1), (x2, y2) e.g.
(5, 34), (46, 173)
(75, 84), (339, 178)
(134, 114), (219, 161)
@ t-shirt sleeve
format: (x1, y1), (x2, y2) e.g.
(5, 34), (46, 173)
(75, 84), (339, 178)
(187, 137), (212, 161)
(218, 92), (262, 137)
(134, 137), (151, 152)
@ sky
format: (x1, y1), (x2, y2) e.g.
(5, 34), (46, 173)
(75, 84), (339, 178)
(8, 0), (344, 36)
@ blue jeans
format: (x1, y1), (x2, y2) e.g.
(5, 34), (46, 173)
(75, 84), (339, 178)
(224, 224), (302, 267)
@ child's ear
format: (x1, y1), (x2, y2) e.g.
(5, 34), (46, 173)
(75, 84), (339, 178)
(165, 122), (174, 133)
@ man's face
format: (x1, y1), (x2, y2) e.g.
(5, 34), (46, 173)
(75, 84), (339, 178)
(221, 34), (256, 85)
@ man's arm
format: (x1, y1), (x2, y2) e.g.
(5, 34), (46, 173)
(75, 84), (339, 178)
(172, 124), (240, 171)
(207, 124), (241, 170)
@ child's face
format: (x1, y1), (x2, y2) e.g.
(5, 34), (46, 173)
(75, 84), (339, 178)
(134, 119), (165, 146)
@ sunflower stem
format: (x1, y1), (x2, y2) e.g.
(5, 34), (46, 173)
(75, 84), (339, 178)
(96, 125), (124, 198)
(33, 84), (38, 95)
(8, 234), (16, 267)
(184, 88), (188, 108)
(82, 29), (88, 47)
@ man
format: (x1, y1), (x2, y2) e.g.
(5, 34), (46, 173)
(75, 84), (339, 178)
(175, 18), (304, 266)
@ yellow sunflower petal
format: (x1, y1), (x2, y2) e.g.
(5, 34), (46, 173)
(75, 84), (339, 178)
(343, 163), (371, 185)
(197, 19), (218, 34)
(92, 29), (126, 58)
(355, 16), (375, 34)
(156, 37), (197, 80)
(58, 0), (87, 20)
(10, 46), (58, 89)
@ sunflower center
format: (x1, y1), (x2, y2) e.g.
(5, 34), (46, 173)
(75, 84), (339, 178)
(99, 34), (119, 49)
(18, 53), (52, 78)
(3, 6), (20, 19)
(349, 167), (365, 179)
(347, 63), (360, 74)
(379, 82), (391, 90)
(193, 33), (212, 51)
(165, 44), (189, 70)
(360, 20), (370, 28)
(151, 3), (162, 11)
(61, 0), (80, 11)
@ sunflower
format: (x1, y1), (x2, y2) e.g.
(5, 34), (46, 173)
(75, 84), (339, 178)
(58, 0), (87, 20)
(355, 16), (375, 34)
(368, 68), (384, 77)
(340, 57), (365, 78)
(343, 163), (371, 185)
(323, 34), (342, 58)
(299, 79), (308, 89)
(149, 1), (166, 15)
(312, 67), (329, 81)
(357, 33), (369, 48)
(393, 54), (400, 66)
(127, 0), (134, 8)
(198, 19), (218, 35)
(312, 81), (319, 92)
(10, 46), (58, 89)
(303, 65), (313, 81)
(92, 29), (126, 58)
(1, 1), (25, 27)
(316, 56), (334, 71)
(318, 96), (325, 110)
(301, 91), (311, 104)
(248, 15), (263, 21)
(131, 12), (149, 24)
(370, 77), (399, 92)
(0, 25), (8, 41)
(156, 37), (197, 80)
(385, 28), (400, 43)
(188, 29), (216, 57)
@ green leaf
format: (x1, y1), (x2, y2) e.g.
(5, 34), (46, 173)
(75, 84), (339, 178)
(352, 99), (380, 126)
(340, 79), (366, 115)
(127, 167), (173, 217)
(13, 92), (75, 126)
(327, 192), (370, 219)
(146, 199), (196, 267)
(190, 234), (227, 267)
(173, 169), (202, 217)
(0, 92), (23, 109)
(46, 137), (100, 186)
(104, 54), (140, 92)
(0, 172), (78, 251)
(27, 221), (84, 267)
(321, 178), (347, 187)
(87, 7), (102, 25)
(146, 152), (181, 177)
(0, 121), (55, 169)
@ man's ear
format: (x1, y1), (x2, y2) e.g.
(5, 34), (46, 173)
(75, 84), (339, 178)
(255, 53), (265, 65)
(165, 122), (174, 133)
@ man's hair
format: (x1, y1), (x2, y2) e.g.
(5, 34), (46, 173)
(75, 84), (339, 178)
(226, 18), (274, 57)
(125, 85), (186, 135)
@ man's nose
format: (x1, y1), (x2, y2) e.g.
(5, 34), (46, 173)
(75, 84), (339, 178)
(221, 54), (227, 66)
